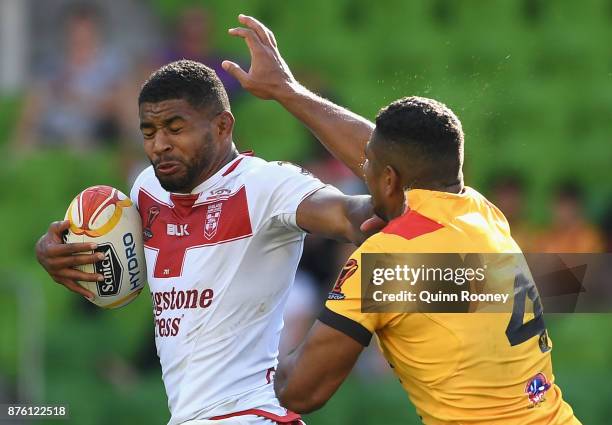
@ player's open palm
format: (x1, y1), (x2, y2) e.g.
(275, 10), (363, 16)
(35, 220), (99, 299)
(223, 14), (296, 100)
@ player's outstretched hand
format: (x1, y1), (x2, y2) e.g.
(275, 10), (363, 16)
(360, 215), (387, 237)
(223, 14), (297, 100)
(35, 220), (101, 299)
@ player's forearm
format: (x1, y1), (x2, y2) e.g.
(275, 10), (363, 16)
(276, 321), (362, 413)
(277, 82), (374, 179)
(343, 195), (375, 245)
(297, 190), (374, 246)
(275, 346), (329, 413)
(274, 350), (294, 403)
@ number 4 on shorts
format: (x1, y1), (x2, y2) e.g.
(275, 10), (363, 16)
(505, 272), (547, 348)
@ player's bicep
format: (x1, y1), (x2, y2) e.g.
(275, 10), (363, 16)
(296, 186), (351, 240)
(265, 161), (326, 231)
(276, 320), (363, 413)
(296, 187), (372, 244)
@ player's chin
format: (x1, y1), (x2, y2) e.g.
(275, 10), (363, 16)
(155, 169), (190, 193)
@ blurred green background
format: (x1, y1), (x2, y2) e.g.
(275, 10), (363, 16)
(1, 0), (611, 424)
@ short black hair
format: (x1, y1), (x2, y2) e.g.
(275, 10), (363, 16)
(374, 96), (464, 184)
(138, 60), (230, 113)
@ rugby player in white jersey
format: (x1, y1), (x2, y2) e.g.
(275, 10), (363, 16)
(35, 59), (377, 425)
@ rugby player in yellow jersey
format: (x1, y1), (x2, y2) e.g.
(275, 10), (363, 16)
(223, 15), (581, 425)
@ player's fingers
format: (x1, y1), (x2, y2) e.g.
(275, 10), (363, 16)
(360, 215), (387, 234)
(48, 220), (70, 241)
(47, 241), (97, 257)
(53, 252), (104, 268)
(238, 14), (276, 48)
(237, 14), (267, 45)
(49, 219), (70, 233)
(222, 60), (249, 84)
(268, 29), (278, 48)
(228, 27), (266, 54)
(55, 276), (95, 300)
(53, 267), (102, 283)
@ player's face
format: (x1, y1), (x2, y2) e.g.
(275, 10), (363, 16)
(363, 140), (389, 220)
(363, 135), (406, 222)
(139, 99), (221, 193)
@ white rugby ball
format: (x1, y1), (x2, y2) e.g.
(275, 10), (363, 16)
(64, 185), (146, 309)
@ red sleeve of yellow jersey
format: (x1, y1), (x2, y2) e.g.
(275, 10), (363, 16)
(319, 239), (395, 346)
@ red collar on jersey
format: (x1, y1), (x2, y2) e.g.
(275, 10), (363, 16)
(222, 150), (254, 177)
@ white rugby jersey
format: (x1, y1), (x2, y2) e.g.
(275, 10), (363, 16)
(130, 153), (327, 425)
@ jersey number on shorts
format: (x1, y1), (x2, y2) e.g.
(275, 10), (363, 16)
(505, 272), (546, 346)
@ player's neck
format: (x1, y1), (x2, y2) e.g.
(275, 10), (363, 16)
(186, 145), (239, 193)
(445, 170), (465, 193)
(212, 145), (239, 175)
(407, 179), (464, 194)
(403, 169), (464, 194)
(206, 146), (239, 178)
(442, 180), (464, 194)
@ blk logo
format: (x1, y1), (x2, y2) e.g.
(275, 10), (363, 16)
(167, 224), (190, 236)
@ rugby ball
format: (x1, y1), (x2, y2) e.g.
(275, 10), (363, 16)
(64, 185), (146, 309)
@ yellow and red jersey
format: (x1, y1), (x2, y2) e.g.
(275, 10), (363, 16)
(321, 187), (580, 424)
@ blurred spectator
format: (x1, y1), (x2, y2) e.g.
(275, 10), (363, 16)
(297, 70), (367, 196)
(14, 3), (128, 151)
(533, 182), (605, 253)
(488, 174), (534, 251)
(157, 6), (243, 100)
(602, 206), (612, 253)
(585, 206), (612, 311)
(304, 142), (366, 195)
(0, 374), (12, 403)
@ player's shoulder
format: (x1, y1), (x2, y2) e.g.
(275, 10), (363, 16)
(355, 226), (429, 256)
(241, 157), (313, 179)
(240, 156), (313, 187)
(129, 165), (169, 207)
(351, 233), (390, 257)
(131, 165), (156, 191)
(465, 186), (512, 230)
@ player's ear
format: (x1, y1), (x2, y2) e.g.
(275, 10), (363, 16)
(214, 111), (235, 138)
(383, 165), (401, 197)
